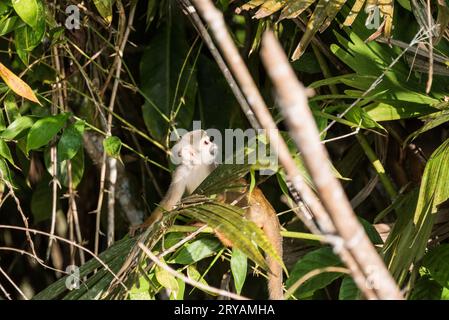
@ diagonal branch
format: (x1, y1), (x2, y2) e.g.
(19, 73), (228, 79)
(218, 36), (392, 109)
(260, 30), (403, 300)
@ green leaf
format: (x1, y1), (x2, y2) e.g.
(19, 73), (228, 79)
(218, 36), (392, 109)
(364, 102), (436, 121)
(422, 244), (449, 289)
(45, 146), (85, 188)
(27, 113), (69, 152)
(59, 148), (84, 188)
(12, 0), (43, 29)
(338, 276), (361, 300)
(169, 237), (221, 265)
(197, 55), (244, 131)
(4, 94), (20, 124)
(291, 52), (321, 74)
(155, 265), (179, 292)
(103, 136), (121, 159)
(58, 121), (85, 161)
(0, 115), (34, 140)
(33, 237), (136, 300)
(14, 23), (44, 65)
(0, 139), (15, 166)
(179, 200), (280, 271)
(12, 0), (45, 64)
(359, 218), (383, 245)
(0, 158), (12, 184)
(405, 110), (449, 143)
(171, 278), (185, 300)
(384, 139), (449, 281)
(93, 0), (113, 24)
(129, 276), (152, 300)
(409, 275), (443, 300)
(286, 247), (343, 299)
(186, 265), (215, 296)
(0, 16), (19, 36)
(231, 248), (247, 295)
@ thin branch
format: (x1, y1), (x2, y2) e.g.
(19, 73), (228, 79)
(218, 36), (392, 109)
(190, 0), (379, 299)
(138, 242), (249, 300)
(425, 0), (433, 93)
(0, 225), (128, 291)
(261, 30), (403, 300)
(0, 282), (11, 300)
(46, 43), (63, 261)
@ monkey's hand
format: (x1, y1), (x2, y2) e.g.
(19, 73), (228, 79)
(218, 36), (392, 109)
(128, 211), (162, 236)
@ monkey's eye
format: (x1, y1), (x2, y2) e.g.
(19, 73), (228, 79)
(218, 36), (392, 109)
(204, 140), (209, 145)
(209, 136), (214, 142)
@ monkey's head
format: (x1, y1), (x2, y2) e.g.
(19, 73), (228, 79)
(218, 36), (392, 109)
(171, 130), (217, 167)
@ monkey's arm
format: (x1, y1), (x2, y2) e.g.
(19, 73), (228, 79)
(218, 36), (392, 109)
(136, 169), (188, 230)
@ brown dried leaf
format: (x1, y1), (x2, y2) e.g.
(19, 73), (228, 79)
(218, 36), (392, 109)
(0, 62), (40, 105)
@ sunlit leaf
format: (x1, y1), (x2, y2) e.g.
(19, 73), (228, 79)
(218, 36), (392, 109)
(155, 266), (179, 292)
(168, 237), (221, 264)
(103, 136), (122, 159)
(12, 0), (44, 29)
(93, 0), (113, 24)
(0, 115), (34, 140)
(0, 62), (40, 104)
(231, 248), (247, 295)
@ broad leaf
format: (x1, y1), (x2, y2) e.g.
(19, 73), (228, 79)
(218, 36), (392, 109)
(27, 113), (69, 152)
(93, 0), (113, 24)
(168, 237), (221, 265)
(0, 116), (34, 140)
(58, 121), (85, 161)
(231, 248), (247, 295)
(422, 245), (449, 289)
(286, 247), (343, 299)
(12, 0), (44, 29)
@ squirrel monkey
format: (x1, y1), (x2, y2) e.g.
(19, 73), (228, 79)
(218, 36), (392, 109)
(138, 130), (283, 300)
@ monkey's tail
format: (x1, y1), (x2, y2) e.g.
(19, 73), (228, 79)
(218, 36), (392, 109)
(264, 211), (284, 300)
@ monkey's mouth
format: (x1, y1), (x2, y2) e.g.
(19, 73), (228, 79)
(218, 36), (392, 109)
(209, 144), (218, 156)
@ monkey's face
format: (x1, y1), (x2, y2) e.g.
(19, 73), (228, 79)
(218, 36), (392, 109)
(197, 132), (217, 165)
(171, 130), (217, 167)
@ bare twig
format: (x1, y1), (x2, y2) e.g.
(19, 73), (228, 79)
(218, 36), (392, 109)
(261, 30), (403, 300)
(0, 225), (128, 291)
(46, 43), (63, 261)
(0, 266), (28, 300)
(0, 282), (11, 300)
(102, 0), (137, 248)
(138, 242), (249, 300)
